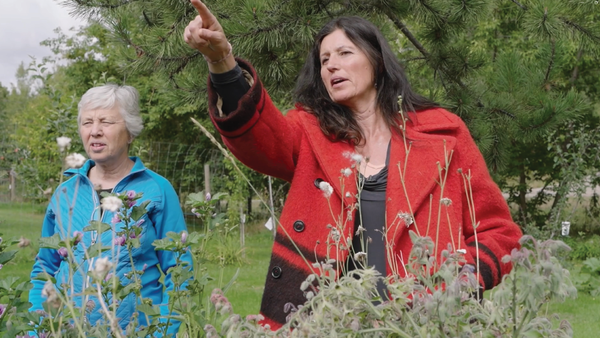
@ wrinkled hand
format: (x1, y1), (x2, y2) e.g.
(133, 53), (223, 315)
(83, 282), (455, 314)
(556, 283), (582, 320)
(184, 0), (231, 63)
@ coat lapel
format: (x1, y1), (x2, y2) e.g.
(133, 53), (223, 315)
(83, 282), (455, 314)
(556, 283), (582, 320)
(386, 120), (457, 244)
(299, 115), (359, 201)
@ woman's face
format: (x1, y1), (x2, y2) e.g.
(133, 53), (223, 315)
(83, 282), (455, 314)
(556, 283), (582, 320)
(79, 107), (131, 167)
(319, 29), (376, 111)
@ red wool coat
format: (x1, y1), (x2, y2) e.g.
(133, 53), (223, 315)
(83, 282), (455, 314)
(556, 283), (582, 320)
(207, 59), (522, 330)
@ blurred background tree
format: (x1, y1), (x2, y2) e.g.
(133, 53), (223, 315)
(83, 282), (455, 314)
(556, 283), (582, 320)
(1, 0), (599, 234)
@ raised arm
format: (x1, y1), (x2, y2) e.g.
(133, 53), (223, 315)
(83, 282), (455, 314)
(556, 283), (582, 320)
(183, 0), (236, 74)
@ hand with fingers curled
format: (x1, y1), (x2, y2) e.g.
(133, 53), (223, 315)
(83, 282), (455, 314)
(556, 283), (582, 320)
(183, 0), (235, 72)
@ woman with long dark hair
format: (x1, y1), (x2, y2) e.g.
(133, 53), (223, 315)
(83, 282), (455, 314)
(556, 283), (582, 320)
(184, 0), (521, 330)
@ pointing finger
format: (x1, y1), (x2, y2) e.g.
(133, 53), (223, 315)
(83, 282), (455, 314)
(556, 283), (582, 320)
(190, 0), (216, 26)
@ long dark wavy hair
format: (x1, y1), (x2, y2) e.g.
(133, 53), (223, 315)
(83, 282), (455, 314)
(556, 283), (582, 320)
(295, 16), (436, 144)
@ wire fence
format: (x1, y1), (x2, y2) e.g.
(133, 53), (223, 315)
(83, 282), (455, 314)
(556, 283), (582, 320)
(0, 141), (229, 232)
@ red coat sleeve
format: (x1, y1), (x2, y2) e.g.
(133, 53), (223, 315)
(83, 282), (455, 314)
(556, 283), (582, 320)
(451, 115), (522, 290)
(207, 58), (303, 183)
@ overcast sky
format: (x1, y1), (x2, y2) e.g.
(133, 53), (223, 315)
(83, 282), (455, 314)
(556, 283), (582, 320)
(0, 0), (86, 88)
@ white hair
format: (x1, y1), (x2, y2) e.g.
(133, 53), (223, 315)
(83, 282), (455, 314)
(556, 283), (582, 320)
(77, 84), (144, 138)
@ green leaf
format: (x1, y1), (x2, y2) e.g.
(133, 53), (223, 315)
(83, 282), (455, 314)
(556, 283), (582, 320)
(130, 200), (150, 221)
(185, 192), (205, 205)
(0, 250), (18, 265)
(87, 242), (111, 259)
(83, 220), (112, 234)
(38, 233), (62, 250)
(137, 303), (160, 316)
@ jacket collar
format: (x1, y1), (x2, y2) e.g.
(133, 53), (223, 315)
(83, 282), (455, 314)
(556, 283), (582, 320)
(64, 156), (146, 178)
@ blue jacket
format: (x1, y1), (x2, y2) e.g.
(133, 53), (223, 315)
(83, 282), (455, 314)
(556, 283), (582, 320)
(29, 157), (192, 335)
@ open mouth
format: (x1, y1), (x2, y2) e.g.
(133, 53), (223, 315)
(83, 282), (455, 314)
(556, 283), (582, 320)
(331, 77), (347, 86)
(90, 143), (106, 150)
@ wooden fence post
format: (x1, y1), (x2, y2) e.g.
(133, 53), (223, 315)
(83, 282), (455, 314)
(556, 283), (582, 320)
(240, 204), (246, 258)
(9, 169), (16, 202)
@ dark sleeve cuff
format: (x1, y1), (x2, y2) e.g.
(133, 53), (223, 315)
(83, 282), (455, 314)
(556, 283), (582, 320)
(207, 58), (266, 137)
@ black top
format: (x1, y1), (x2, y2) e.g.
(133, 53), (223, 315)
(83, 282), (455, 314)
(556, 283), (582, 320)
(349, 142), (391, 301)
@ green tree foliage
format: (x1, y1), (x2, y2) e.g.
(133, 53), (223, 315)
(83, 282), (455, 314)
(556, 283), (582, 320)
(13, 0), (600, 230)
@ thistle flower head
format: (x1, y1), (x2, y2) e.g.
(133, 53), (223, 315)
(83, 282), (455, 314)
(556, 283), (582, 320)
(329, 227), (341, 242)
(341, 168), (352, 177)
(65, 153), (86, 168)
(73, 231), (83, 245)
(94, 257), (113, 278)
(191, 208), (201, 218)
(440, 197), (452, 206)
(41, 281), (57, 300)
(114, 235), (126, 246)
(58, 247), (68, 258)
(318, 181), (333, 198)
(126, 190), (136, 199)
(101, 196), (122, 213)
(181, 231), (188, 244)
(56, 136), (71, 152)
(354, 252), (367, 264)
(86, 300), (96, 312)
(18, 236), (30, 248)
(344, 151), (364, 163)
(205, 192), (212, 201)
(398, 212), (414, 228)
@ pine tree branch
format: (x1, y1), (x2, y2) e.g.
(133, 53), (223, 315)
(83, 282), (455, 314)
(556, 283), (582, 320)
(561, 18), (600, 43)
(72, 0), (140, 9)
(570, 46), (584, 87)
(544, 39), (556, 85)
(491, 108), (516, 119)
(384, 13), (429, 59)
(510, 0), (528, 10)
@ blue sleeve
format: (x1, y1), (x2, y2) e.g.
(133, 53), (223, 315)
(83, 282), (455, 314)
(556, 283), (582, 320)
(29, 203), (62, 312)
(152, 180), (194, 335)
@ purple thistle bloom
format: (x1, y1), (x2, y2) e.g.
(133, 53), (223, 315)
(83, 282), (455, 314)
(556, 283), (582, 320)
(136, 219), (145, 226)
(114, 235), (127, 246)
(111, 213), (121, 224)
(104, 273), (113, 282)
(35, 310), (47, 317)
(73, 231), (83, 245)
(181, 232), (188, 244)
(142, 263), (148, 271)
(0, 264), (3, 270)
(191, 208), (201, 218)
(126, 190), (136, 199)
(129, 231), (137, 239)
(0, 237), (3, 244)
(58, 247), (68, 258)
(205, 192), (212, 201)
(0, 304), (6, 316)
(128, 200), (137, 208)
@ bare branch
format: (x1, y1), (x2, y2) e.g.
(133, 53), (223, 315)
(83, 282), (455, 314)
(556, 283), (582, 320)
(544, 39), (556, 84)
(511, 0), (528, 10)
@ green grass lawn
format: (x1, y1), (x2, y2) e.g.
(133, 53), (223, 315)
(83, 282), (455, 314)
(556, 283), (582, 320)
(2, 202), (599, 336)
(0, 202), (45, 281)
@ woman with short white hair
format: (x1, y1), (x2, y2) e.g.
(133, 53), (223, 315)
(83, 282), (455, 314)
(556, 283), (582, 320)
(29, 84), (192, 336)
